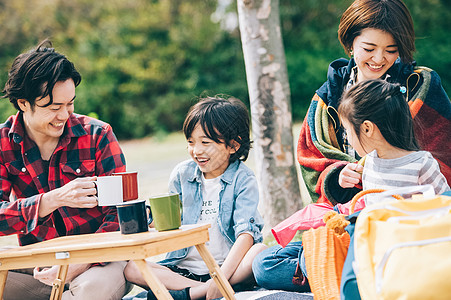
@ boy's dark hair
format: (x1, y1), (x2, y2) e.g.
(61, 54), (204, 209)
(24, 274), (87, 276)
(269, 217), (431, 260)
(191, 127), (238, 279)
(338, 0), (415, 63)
(183, 96), (252, 163)
(2, 39), (81, 111)
(338, 79), (420, 152)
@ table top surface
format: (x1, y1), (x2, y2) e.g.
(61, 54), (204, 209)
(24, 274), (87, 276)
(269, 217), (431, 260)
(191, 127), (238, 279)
(0, 224), (210, 259)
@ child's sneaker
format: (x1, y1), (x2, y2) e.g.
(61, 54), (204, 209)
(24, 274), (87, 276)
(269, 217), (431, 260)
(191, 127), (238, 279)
(147, 287), (190, 300)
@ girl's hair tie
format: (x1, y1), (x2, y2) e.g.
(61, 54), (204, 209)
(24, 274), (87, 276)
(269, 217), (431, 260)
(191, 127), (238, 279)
(399, 86), (407, 94)
(36, 46), (55, 53)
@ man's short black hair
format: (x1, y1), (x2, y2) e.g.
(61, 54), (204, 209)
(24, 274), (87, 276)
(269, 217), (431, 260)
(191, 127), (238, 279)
(2, 39), (81, 110)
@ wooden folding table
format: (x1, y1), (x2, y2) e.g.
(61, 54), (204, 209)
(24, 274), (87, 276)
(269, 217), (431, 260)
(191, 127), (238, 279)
(0, 224), (235, 300)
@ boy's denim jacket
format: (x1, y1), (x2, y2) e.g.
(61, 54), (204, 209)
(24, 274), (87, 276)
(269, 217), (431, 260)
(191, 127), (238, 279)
(159, 159), (263, 266)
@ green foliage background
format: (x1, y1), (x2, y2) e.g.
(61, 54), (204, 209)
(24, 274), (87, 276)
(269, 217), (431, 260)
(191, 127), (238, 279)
(0, 0), (449, 139)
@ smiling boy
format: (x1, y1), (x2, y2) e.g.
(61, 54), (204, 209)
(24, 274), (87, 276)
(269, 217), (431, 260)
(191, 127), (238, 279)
(0, 40), (129, 299)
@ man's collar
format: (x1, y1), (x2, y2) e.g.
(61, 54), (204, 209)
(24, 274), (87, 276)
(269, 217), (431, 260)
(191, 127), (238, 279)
(9, 112), (25, 144)
(65, 113), (88, 138)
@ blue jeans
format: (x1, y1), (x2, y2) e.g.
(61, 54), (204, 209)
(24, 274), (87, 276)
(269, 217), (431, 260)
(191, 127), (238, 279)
(252, 241), (307, 292)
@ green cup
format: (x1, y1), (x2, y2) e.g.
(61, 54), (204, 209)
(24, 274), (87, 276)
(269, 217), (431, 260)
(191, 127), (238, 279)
(148, 193), (181, 231)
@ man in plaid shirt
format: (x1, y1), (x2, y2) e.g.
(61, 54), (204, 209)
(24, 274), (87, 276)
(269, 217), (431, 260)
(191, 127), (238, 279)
(0, 40), (130, 299)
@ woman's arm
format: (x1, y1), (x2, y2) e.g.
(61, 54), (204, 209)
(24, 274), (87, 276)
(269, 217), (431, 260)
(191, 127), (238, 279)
(411, 67), (451, 185)
(297, 96), (359, 205)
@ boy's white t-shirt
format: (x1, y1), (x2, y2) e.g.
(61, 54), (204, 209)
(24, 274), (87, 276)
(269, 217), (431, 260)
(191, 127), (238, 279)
(176, 174), (231, 275)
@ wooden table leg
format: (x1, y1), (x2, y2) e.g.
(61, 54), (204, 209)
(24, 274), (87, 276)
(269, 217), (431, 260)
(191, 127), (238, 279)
(50, 265), (69, 300)
(0, 270), (8, 299)
(133, 259), (173, 300)
(195, 243), (235, 300)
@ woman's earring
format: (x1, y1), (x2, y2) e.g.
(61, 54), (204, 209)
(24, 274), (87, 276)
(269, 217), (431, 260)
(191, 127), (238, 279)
(350, 49), (354, 56)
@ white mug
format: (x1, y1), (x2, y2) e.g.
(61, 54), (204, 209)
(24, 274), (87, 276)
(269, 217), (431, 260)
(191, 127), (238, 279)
(95, 176), (123, 206)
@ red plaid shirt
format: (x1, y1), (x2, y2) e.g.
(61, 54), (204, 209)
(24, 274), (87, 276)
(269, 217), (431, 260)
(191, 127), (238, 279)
(0, 112), (126, 246)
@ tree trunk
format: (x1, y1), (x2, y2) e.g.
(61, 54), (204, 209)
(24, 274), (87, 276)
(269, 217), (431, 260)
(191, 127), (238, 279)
(237, 0), (303, 233)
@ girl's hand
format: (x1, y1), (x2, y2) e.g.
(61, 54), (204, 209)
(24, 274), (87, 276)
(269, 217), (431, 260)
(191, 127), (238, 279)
(339, 163), (363, 188)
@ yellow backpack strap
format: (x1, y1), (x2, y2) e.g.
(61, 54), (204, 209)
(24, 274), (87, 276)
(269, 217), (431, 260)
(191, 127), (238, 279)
(349, 189), (405, 215)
